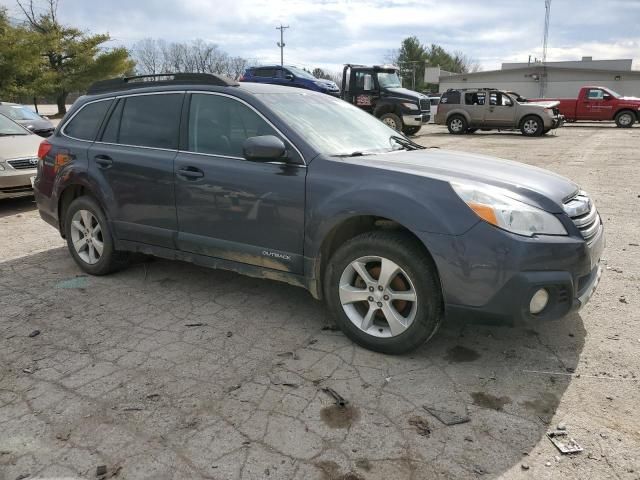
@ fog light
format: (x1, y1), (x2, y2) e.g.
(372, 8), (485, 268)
(530, 288), (549, 314)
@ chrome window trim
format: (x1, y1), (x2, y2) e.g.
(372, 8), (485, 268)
(186, 90), (306, 165)
(60, 97), (115, 143)
(92, 141), (178, 153)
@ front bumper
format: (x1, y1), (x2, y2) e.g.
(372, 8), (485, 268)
(403, 112), (431, 126)
(421, 220), (604, 323)
(551, 115), (565, 129)
(0, 169), (36, 199)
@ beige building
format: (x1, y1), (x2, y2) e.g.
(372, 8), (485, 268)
(435, 57), (640, 98)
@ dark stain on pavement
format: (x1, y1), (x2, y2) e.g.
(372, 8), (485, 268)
(471, 392), (512, 411)
(522, 392), (559, 414)
(445, 345), (481, 363)
(320, 405), (360, 429)
(316, 460), (365, 480)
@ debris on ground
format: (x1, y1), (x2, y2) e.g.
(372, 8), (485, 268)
(557, 422), (567, 431)
(322, 387), (348, 407)
(269, 372), (299, 388)
(96, 465), (107, 477)
(277, 351), (299, 360)
(55, 431), (71, 441)
(226, 331), (233, 337)
(308, 338), (318, 345)
(184, 323), (205, 327)
(321, 325), (340, 331)
(28, 330), (41, 338)
(619, 296), (628, 304)
(547, 429), (583, 454)
(15, 474), (30, 480)
(408, 416), (431, 436)
(146, 393), (160, 400)
(55, 276), (88, 289)
(423, 406), (470, 426)
(22, 367), (35, 374)
(521, 463), (530, 470)
(226, 384), (241, 393)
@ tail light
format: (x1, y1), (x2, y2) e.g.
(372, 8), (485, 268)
(38, 139), (52, 160)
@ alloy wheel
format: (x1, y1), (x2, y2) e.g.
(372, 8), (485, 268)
(70, 209), (104, 265)
(339, 256), (418, 338)
(523, 119), (539, 135)
(618, 113), (632, 126)
(383, 117), (398, 130)
(450, 118), (463, 132)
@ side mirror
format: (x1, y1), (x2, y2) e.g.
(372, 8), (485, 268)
(243, 135), (286, 161)
(363, 74), (373, 91)
(285, 74), (294, 81)
(603, 94), (612, 100)
(41, 115), (49, 120)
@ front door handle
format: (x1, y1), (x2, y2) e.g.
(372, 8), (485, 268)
(94, 155), (113, 168)
(177, 167), (204, 179)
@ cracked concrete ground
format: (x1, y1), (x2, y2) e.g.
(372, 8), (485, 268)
(1, 124), (639, 480)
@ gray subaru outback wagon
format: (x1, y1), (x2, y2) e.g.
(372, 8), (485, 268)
(33, 74), (603, 354)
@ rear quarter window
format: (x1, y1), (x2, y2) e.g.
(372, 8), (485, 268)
(63, 100), (113, 141)
(440, 91), (460, 105)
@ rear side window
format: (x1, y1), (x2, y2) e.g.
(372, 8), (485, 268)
(188, 93), (278, 158)
(253, 68), (277, 78)
(440, 90), (460, 105)
(464, 92), (486, 105)
(116, 93), (183, 149)
(64, 100), (112, 141)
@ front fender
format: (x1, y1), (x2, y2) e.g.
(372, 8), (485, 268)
(305, 158), (479, 258)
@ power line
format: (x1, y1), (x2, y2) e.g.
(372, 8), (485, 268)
(276, 24), (289, 67)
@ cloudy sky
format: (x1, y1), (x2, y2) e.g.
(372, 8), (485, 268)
(2, 0), (639, 73)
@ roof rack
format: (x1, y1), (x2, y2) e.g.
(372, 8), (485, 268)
(87, 73), (239, 94)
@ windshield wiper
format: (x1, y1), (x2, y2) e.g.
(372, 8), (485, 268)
(389, 135), (427, 151)
(331, 151), (372, 158)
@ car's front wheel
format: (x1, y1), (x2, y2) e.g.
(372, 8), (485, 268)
(380, 113), (403, 131)
(64, 196), (129, 275)
(324, 231), (442, 354)
(520, 115), (544, 136)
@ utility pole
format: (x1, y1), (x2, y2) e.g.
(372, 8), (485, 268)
(540, 0), (552, 97)
(276, 24), (289, 67)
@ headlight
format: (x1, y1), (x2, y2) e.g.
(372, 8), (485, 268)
(401, 102), (419, 111)
(314, 81), (329, 89)
(451, 182), (567, 236)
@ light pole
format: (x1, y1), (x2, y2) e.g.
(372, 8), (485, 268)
(276, 24), (289, 67)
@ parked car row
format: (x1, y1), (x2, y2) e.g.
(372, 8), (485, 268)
(0, 113), (42, 200)
(0, 102), (55, 137)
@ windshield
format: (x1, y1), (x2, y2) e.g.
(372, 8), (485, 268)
(603, 88), (622, 98)
(287, 66), (318, 80)
(0, 105), (42, 121)
(0, 114), (29, 135)
(258, 92), (405, 156)
(377, 72), (402, 88)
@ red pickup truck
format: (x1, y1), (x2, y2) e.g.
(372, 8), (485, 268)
(530, 86), (640, 127)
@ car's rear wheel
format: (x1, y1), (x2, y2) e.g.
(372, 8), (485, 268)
(447, 115), (467, 134)
(520, 115), (543, 136)
(380, 113), (403, 131)
(615, 110), (635, 128)
(64, 196), (129, 275)
(324, 231), (442, 354)
(403, 126), (421, 136)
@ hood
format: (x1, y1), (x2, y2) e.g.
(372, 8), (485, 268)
(0, 133), (42, 161)
(524, 100), (560, 108)
(620, 96), (640, 102)
(384, 87), (425, 101)
(343, 149), (578, 213)
(314, 80), (339, 90)
(14, 117), (54, 131)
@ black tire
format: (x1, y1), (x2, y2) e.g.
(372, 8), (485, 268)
(380, 113), (403, 132)
(614, 110), (635, 128)
(466, 128), (478, 134)
(520, 115), (544, 136)
(64, 196), (129, 275)
(447, 115), (467, 134)
(324, 231), (443, 355)
(403, 126), (421, 136)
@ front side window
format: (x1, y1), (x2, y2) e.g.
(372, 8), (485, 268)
(117, 94), (183, 149)
(64, 100), (112, 141)
(440, 91), (460, 104)
(188, 94), (279, 158)
(376, 72), (402, 88)
(253, 68), (276, 78)
(258, 92), (406, 157)
(587, 89), (604, 100)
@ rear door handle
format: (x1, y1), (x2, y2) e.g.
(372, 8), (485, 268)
(177, 167), (204, 179)
(94, 155), (113, 168)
